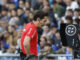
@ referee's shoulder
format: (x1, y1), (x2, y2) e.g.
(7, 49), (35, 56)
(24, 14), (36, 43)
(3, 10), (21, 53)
(25, 22), (32, 27)
(25, 22), (35, 29)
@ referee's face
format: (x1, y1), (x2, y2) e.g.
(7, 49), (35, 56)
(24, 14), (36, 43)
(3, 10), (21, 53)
(38, 18), (47, 28)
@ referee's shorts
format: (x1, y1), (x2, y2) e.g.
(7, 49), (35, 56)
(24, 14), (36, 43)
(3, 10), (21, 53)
(19, 49), (38, 60)
(19, 49), (26, 60)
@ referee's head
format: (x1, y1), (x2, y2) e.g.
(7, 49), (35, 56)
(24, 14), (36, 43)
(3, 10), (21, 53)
(33, 10), (47, 28)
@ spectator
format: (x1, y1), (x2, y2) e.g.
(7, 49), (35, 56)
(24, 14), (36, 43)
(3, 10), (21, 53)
(9, 17), (19, 26)
(11, 9), (17, 17)
(43, 0), (49, 7)
(8, 2), (16, 10)
(39, 43), (57, 60)
(1, 8), (9, 22)
(65, 0), (79, 10)
(7, 25), (18, 53)
(42, 25), (49, 34)
(45, 17), (52, 25)
(3, 30), (10, 52)
(33, 0), (43, 10)
(28, 12), (34, 22)
(19, 0), (25, 10)
(40, 37), (47, 50)
(61, 9), (73, 23)
(47, 25), (57, 41)
(17, 8), (27, 25)
(56, 0), (66, 8)
(73, 18), (80, 25)
(25, 2), (31, 9)
(52, 0), (66, 18)
(65, 9), (73, 17)
(0, 20), (8, 29)
(7, 11), (11, 18)
(24, 8), (31, 23)
(73, 8), (80, 20)
(55, 30), (62, 49)
(11, 0), (19, 8)
(71, 0), (79, 10)
(42, 6), (50, 15)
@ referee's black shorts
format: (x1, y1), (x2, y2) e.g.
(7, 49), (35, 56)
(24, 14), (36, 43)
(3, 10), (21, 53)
(20, 49), (26, 60)
(19, 49), (38, 60)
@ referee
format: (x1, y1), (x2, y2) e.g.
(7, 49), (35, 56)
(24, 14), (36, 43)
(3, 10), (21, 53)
(20, 11), (47, 60)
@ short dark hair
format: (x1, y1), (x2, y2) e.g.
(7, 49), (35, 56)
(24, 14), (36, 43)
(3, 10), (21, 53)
(11, 25), (16, 30)
(74, 8), (80, 12)
(12, 8), (17, 11)
(66, 16), (73, 20)
(67, 9), (73, 13)
(26, 8), (30, 11)
(9, 2), (15, 5)
(17, 8), (23, 11)
(74, 18), (80, 25)
(50, 25), (57, 29)
(65, 16), (73, 23)
(33, 10), (46, 21)
(2, 8), (8, 11)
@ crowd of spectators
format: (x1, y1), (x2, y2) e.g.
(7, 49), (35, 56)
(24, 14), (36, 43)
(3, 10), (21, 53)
(0, 0), (80, 60)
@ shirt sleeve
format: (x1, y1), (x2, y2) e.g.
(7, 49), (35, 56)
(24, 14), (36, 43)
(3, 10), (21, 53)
(26, 27), (36, 39)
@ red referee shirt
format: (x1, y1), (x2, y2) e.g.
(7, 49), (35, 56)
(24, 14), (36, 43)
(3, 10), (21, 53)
(20, 22), (38, 56)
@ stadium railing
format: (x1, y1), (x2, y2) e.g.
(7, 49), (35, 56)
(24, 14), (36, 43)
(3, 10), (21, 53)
(0, 54), (79, 60)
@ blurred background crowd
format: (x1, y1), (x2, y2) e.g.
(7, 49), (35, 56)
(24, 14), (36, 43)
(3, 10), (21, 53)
(0, 0), (80, 60)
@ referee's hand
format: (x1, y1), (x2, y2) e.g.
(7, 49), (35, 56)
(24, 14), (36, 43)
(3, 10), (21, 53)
(24, 54), (38, 60)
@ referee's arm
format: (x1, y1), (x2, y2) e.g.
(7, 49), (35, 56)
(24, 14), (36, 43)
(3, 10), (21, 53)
(23, 27), (35, 56)
(23, 36), (31, 56)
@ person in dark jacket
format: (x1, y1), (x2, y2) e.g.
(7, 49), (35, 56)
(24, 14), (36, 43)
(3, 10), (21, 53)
(17, 8), (28, 25)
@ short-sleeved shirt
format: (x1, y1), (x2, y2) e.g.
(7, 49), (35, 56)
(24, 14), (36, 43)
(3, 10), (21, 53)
(20, 22), (38, 56)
